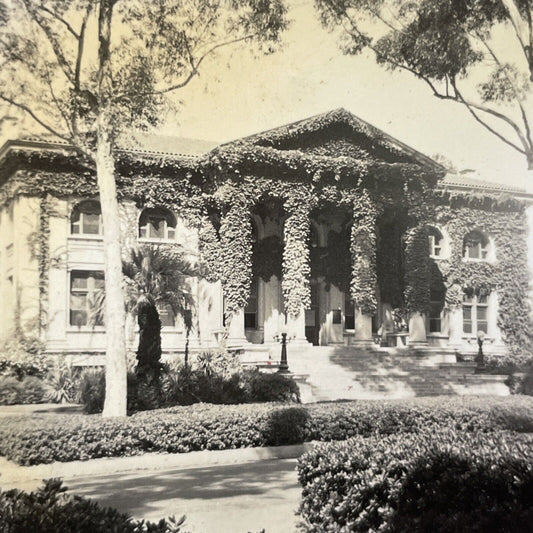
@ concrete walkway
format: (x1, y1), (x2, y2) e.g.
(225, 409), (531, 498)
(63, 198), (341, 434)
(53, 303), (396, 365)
(1, 444), (309, 533)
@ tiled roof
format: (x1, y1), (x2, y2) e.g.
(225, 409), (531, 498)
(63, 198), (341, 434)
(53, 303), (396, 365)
(440, 173), (525, 194)
(17, 133), (219, 158)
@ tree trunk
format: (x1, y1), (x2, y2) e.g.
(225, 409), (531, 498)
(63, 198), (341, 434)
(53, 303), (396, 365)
(98, 0), (127, 418)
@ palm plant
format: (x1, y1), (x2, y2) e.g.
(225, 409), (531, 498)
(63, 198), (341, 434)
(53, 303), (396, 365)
(122, 245), (199, 376)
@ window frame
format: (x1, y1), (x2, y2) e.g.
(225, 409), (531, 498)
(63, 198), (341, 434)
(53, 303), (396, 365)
(245, 276), (259, 330)
(428, 227), (444, 259)
(68, 270), (105, 329)
(462, 292), (489, 336)
(70, 200), (103, 237)
(138, 207), (177, 242)
(462, 231), (490, 262)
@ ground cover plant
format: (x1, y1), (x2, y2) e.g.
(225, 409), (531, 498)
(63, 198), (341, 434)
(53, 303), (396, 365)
(1, 396), (533, 466)
(297, 429), (533, 533)
(0, 478), (189, 533)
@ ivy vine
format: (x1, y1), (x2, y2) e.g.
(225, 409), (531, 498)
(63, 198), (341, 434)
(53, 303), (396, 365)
(350, 189), (378, 315)
(282, 190), (312, 318)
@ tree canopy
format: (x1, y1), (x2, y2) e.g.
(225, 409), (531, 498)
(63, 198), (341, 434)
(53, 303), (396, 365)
(0, 0), (288, 154)
(314, 0), (533, 169)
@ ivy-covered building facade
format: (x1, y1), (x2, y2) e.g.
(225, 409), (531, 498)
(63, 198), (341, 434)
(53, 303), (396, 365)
(0, 109), (532, 363)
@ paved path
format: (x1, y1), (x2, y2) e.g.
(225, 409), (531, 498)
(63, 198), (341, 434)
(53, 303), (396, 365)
(0, 443), (305, 533)
(62, 459), (300, 533)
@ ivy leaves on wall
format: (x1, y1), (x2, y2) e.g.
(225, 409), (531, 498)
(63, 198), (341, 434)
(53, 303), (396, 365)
(282, 191), (312, 319)
(350, 189), (378, 316)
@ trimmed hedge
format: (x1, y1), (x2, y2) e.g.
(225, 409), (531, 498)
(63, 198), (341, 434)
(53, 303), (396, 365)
(297, 430), (533, 532)
(0, 478), (188, 533)
(1, 396), (533, 466)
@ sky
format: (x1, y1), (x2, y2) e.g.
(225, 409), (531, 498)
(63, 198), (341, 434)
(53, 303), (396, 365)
(156, 0), (529, 191)
(3, 0), (530, 191)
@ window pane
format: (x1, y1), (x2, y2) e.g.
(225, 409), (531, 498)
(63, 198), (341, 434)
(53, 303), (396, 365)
(70, 310), (87, 327)
(149, 217), (164, 238)
(92, 274), (105, 290)
(477, 321), (488, 334)
(71, 274), (88, 289)
(468, 243), (480, 259)
(70, 293), (87, 310)
(477, 307), (487, 321)
(167, 227), (176, 239)
(463, 306), (472, 320)
(83, 213), (100, 234)
(463, 321), (472, 334)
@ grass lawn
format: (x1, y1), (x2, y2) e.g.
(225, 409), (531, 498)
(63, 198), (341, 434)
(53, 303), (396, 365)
(1, 395), (533, 466)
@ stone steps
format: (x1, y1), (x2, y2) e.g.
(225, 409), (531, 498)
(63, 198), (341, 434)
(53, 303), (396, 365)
(245, 344), (509, 402)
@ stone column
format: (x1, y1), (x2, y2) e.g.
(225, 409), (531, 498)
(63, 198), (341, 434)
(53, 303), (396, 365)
(408, 312), (427, 343)
(263, 275), (282, 344)
(448, 306), (463, 347)
(219, 197), (252, 349)
(281, 192), (312, 346)
(226, 308), (248, 348)
(354, 308), (373, 344)
(404, 220), (430, 345)
(350, 189), (378, 345)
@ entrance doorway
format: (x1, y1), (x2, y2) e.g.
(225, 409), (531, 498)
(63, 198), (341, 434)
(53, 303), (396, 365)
(305, 281), (320, 345)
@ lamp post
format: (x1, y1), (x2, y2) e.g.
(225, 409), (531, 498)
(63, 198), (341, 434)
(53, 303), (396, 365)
(276, 325), (290, 374)
(475, 330), (485, 367)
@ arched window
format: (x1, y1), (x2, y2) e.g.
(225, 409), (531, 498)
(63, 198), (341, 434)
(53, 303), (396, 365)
(463, 230), (489, 261)
(428, 227), (444, 258)
(71, 200), (102, 235)
(139, 207), (177, 241)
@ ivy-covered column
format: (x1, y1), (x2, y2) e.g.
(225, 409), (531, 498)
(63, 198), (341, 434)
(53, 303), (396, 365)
(350, 189), (378, 344)
(282, 191), (311, 344)
(404, 211), (431, 344)
(219, 196), (253, 347)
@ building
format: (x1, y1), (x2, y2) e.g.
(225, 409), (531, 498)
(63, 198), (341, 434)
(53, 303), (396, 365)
(0, 109), (532, 363)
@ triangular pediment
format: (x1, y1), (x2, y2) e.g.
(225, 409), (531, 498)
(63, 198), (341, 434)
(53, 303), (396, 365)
(223, 108), (442, 170)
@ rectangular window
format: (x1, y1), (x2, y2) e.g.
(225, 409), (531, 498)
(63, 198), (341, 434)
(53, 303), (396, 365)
(245, 278), (258, 330)
(463, 292), (489, 335)
(70, 271), (104, 327)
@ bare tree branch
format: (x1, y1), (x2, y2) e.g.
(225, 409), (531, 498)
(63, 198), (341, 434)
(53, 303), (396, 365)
(0, 93), (70, 142)
(37, 4), (80, 39)
(450, 80), (528, 155)
(20, 0), (75, 84)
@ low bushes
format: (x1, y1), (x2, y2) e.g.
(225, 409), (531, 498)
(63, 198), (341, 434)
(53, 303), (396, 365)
(2, 396), (533, 466)
(0, 376), (46, 405)
(297, 430), (533, 532)
(0, 478), (188, 533)
(78, 366), (300, 414)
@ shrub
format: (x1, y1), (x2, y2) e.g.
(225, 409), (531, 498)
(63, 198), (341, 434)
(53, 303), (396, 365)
(0, 377), (22, 405)
(43, 362), (79, 403)
(263, 407), (309, 446)
(0, 376), (45, 405)
(243, 369), (301, 403)
(78, 369), (106, 414)
(2, 396), (533, 466)
(297, 430), (533, 533)
(0, 478), (189, 533)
